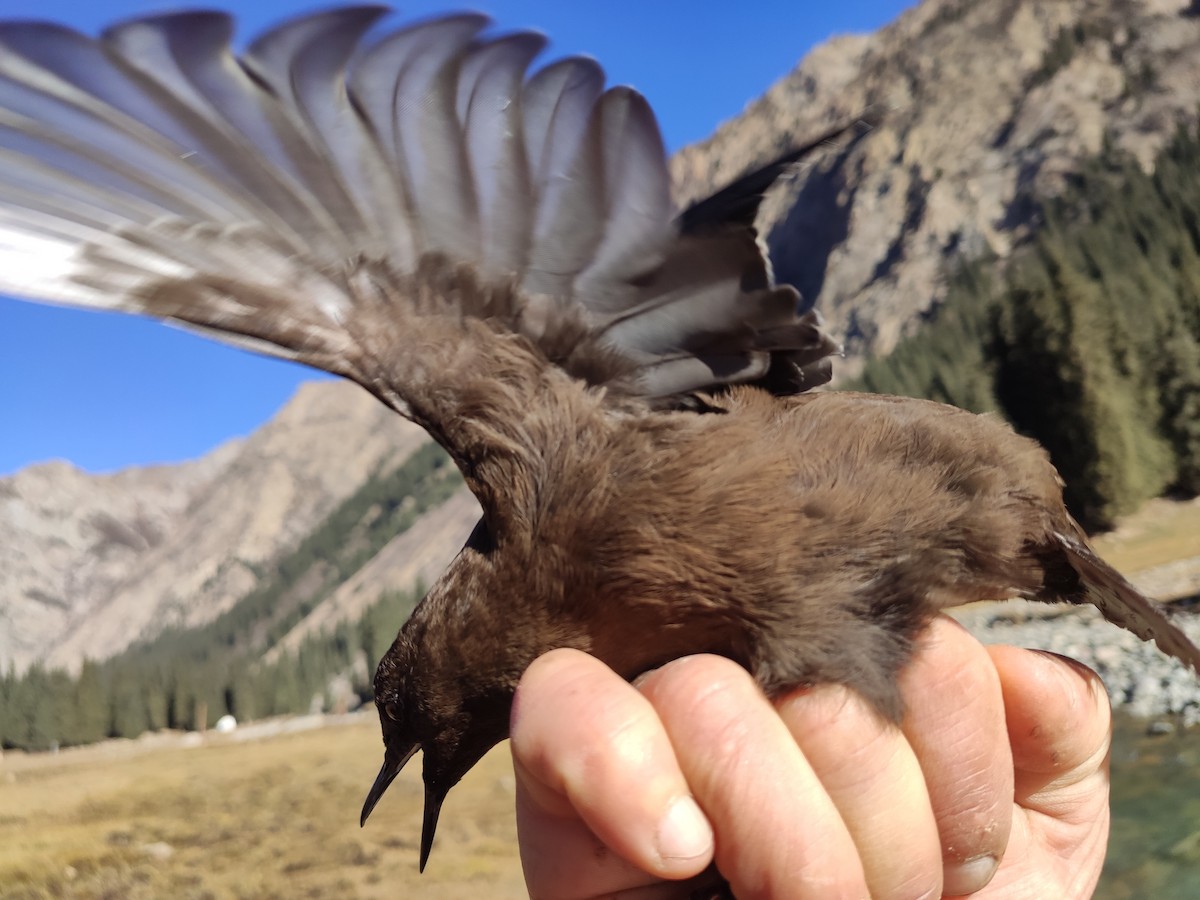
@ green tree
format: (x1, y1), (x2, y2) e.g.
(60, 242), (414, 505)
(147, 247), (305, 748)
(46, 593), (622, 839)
(994, 242), (1174, 527)
(71, 659), (110, 745)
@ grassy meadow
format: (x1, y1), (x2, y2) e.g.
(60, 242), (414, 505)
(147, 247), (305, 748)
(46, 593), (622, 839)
(1092, 496), (1200, 576)
(0, 717), (526, 899)
(5, 712), (1200, 899)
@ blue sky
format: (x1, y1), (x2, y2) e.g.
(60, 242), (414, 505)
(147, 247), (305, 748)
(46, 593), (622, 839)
(0, 0), (914, 475)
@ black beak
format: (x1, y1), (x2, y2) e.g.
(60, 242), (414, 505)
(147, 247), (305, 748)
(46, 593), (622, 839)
(360, 742), (418, 827)
(419, 782), (449, 872)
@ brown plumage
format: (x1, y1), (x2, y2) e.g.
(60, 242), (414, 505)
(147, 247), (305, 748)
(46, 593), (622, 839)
(1, 6), (1196, 875)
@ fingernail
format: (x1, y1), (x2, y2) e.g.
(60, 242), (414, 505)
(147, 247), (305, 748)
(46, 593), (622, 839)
(656, 796), (713, 862)
(633, 656), (692, 689)
(944, 854), (999, 895)
(631, 669), (656, 688)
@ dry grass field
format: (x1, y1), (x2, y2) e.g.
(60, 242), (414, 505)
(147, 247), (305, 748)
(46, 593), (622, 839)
(1093, 496), (1200, 577)
(0, 717), (526, 899)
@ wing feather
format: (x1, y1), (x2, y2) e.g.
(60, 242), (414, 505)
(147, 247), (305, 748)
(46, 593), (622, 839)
(572, 89), (673, 314)
(352, 14), (488, 263)
(239, 7), (392, 251)
(460, 33), (545, 276)
(519, 58), (605, 299)
(0, 6), (852, 413)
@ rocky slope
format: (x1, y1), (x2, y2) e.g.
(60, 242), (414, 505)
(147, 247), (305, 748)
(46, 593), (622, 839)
(0, 446), (237, 671)
(0, 381), (428, 672)
(272, 487), (479, 656)
(673, 0), (1200, 373)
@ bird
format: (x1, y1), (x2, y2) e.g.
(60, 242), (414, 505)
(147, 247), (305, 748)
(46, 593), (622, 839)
(1, 5), (1198, 877)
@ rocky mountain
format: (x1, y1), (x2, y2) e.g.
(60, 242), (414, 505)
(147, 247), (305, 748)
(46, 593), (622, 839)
(0, 445), (238, 672)
(6, 0), (1200, 673)
(673, 0), (1200, 373)
(0, 381), (434, 672)
(271, 486), (479, 657)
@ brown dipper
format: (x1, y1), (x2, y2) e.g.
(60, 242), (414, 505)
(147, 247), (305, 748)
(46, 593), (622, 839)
(0, 6), (1196, 874)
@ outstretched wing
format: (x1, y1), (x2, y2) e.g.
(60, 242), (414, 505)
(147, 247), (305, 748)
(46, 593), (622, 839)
(0, 6), (855, 520)
(0, 6), (850, 395)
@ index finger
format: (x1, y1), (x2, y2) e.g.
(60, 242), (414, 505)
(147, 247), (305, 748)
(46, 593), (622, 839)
(510, 648), (715, 897)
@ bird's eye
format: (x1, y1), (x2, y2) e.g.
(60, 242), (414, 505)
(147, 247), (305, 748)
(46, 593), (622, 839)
(384, 702), (401, 723)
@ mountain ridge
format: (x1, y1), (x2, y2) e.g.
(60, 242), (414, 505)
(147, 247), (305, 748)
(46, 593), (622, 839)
(1, 381), (430, 672)
(673, 0), (1200, 372)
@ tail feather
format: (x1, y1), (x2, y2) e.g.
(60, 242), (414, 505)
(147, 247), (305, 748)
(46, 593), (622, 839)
(1053, 529), (1200, 674)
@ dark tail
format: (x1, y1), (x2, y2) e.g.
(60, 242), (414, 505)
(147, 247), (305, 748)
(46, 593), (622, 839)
(1052, 528), (1200, 674)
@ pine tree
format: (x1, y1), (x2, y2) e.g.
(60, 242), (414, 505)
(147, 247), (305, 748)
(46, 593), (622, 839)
(72, 660), (110, 746)
(994, 239), (1175, 526)
(109, 674), (149, 739)
(1158, 322), (1200, 492)
(0, 663), (15, 748)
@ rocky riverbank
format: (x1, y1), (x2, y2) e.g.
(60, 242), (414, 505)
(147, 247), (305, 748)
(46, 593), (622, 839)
(951, 557), (1200, 730)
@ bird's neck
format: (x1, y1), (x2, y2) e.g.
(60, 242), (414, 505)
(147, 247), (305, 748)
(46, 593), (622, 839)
(356, 310), (613, 534)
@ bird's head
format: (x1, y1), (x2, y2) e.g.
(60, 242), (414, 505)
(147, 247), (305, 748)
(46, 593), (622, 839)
(358, 536), (522, 870)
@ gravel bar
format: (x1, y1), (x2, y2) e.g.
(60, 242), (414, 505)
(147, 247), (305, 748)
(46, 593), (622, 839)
(951, 589), (1200, 728)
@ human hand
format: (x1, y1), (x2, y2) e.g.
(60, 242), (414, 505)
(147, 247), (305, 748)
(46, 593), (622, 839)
(509, 615), (1111, 899)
